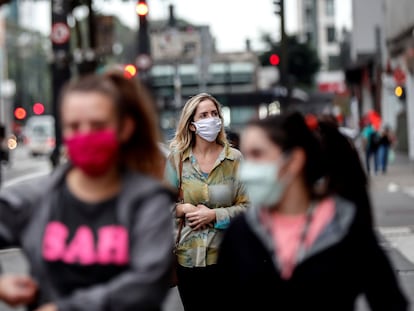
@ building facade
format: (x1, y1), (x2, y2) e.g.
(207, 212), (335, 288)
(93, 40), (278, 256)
(297, 0), (341, 71)
(147, 6), (281, 138)
(385, 0), (414, 159)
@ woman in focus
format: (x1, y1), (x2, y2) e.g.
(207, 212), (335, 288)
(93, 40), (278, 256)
(164, 93), (249, 311)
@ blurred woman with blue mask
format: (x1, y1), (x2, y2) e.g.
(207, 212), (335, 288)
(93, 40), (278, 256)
(216, 111), (408, 311)
(165, 93), (249, 311)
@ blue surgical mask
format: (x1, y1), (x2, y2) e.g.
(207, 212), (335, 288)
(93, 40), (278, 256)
(238, 160), (286, 208)
(192, 117), (222, 142)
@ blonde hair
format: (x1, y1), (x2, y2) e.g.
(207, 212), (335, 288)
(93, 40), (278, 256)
(169, 93), (228, 153)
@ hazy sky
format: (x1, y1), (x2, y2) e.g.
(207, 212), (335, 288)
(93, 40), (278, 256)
(19, 0), (352, 52)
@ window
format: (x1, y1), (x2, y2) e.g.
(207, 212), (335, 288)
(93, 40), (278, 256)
(306, 32), (313, 43)
(183, 42), (197, 55)
(305, 7), (313, 25)
(326, 26), (336, 43)
(328, 55), (341, 70)
(325, 0), (335, 16)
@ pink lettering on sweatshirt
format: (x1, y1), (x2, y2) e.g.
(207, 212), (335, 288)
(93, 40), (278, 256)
(43, 221), (69, 261)
(97, 226), (129, 265)
(42, 221), (129, 265)
(62, 226), (96, 265)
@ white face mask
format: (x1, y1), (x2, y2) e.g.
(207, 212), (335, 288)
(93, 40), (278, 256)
(238, 159), (287, 208)
(192, 117), (222, 142)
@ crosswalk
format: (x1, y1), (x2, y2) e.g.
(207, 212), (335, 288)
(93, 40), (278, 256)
(379, 226), (414, 265)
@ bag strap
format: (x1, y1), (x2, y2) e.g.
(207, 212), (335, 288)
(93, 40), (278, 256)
(175, 157), (184, 247)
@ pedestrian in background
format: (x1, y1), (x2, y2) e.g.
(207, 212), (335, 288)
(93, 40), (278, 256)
(164, 93), (249, 311)
(217, 111), (408, 310)
(226, 128), (240, 149)
(361, 121), (380, 175)
(0, 71), (174, 311)
(377, 125), (395, 174)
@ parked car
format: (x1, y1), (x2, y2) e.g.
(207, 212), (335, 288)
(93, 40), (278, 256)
(24, 115), (55, 157)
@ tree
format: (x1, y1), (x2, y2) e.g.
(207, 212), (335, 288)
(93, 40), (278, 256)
(259, 34), (321, 86)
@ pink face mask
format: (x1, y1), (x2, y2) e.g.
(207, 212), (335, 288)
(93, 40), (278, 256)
(64, 129), (119, 177)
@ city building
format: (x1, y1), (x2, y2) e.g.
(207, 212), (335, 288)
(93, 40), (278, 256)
(297, 0), (341, 71)
(147, 5), (280, 138)
(295, 0), (349, 127)
(384, 0), (414, 159)
(345, 0), (412, 157)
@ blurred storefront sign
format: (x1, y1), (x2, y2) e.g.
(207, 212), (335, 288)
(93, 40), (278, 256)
(316, 70), (346, 94)
(318, 81), (347, 93)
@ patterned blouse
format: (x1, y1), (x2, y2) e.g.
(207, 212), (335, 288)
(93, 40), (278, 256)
(164, 144), (250, 267)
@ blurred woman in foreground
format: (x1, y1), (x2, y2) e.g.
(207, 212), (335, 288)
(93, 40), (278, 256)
(0, 71), (174, 311)
(217, 111), (408, 311)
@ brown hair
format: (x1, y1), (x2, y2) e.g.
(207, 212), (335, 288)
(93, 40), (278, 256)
(59, 71), (165, 180)
(247, 111), (373, 226)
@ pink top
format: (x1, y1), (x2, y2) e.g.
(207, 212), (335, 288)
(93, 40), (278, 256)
(261, 198), (335, 279)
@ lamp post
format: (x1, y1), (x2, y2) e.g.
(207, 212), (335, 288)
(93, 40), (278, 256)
(50, 0), (71, 167)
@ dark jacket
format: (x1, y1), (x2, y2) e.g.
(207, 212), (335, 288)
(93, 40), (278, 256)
(217, 196), (408, 311)
(0, 163), (175, 311)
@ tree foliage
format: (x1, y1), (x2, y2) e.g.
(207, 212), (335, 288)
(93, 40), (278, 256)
(259, 34), (321, 86)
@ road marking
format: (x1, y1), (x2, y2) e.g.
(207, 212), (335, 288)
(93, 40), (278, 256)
(403, 187), (414, 198)
(3, 170), (51, 188)
(0, 248), (22, 256)
(387, 182), (400, 193)
(386, 182), (414, 198)
(379, 226), (414, 264)
(379, 226), (413, 236)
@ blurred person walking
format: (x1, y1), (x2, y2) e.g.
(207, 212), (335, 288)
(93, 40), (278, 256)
(216, 111), (408, 310)
(0, 71), (174, 311)
(361, 121), (380, 175)
(377, 125), (395, 174)
(226, 129), (240, 150)
(164, 93), (249, 311)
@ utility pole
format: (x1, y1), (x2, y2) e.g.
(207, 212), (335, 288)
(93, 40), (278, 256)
(167, 4), (182, 108)
(274, 0), (288, 86)
(50, 0), (71, 167)
(135, 0), (152, 85)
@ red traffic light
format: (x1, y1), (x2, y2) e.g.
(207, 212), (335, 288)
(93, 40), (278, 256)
(269, 54), (280, 66)
(136, 1), (149, 16)
(123, 64), (137, 79)
(14, 107), (27, 120)
(33, 102), (45, 115)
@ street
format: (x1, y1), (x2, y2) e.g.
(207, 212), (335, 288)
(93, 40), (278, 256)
(0, 146), (413, 310)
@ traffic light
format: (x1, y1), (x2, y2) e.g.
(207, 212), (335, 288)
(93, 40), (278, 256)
(136, 0), (149, 17)
(123, 64), (137, 79)
(269, 53), (280, 66)
(14, 107), (27, 120)
(395, 85), (406, 100)
(33, 102), (45, 115)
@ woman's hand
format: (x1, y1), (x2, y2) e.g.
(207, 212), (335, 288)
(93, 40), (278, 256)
(0, 274), (38, 307)
(176, 203), (197, 218)
(35, 303), (58, 311)
(186, 204), (216, 230)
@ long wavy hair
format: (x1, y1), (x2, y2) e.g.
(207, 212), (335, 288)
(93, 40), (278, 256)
(169, 93), (228, 154)
(59, 71), (165, 180)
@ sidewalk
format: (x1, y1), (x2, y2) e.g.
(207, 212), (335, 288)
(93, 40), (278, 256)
(366, 151), (414, 310)
(368, 151), (414, 193)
